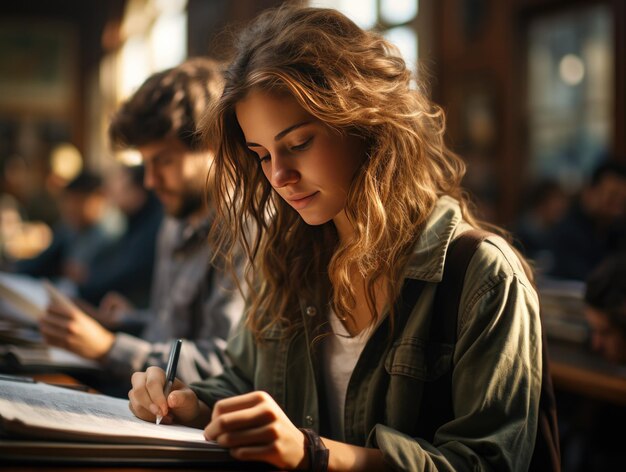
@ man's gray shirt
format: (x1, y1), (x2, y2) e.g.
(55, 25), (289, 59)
(104, 216), (244, 384)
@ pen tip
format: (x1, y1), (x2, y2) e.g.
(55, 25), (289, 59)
(156, 415), (162, 425)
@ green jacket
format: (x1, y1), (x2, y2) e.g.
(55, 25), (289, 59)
(191, 196), (541, 471)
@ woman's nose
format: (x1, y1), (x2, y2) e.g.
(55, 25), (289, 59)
(270, 158), (300, 188)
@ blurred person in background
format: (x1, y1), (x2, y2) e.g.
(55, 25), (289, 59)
(76, 164), (163, 308)
(548, 161), (626, 280)
(1, 153), (60, 228)
(513, 178), (569, 275)
(13, 171), (116, 284)
(38, 58), (244, 395)
(557, 254), (626, 471)
(584, 254), (626, 364)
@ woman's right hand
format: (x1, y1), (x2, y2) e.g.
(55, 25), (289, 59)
(128, 366), (211, 428)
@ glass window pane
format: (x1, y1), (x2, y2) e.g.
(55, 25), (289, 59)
(119, 36), (150, 99)
(527, 5), (613, 192)
(150, 11), (187, 71)
(383, 26), (418, 72)
(381, 0), (418, 25)
(309, 0), (377, 30)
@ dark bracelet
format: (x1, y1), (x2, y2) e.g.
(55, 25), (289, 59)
(299, 427), (329, 472)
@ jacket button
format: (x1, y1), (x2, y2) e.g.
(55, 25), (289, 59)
(305, 306), (317, 317)
(305, 415), (314, 425)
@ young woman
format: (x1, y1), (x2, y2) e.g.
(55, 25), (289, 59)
(128, 6), (542, 471)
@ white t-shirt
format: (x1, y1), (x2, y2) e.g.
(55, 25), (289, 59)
(321, 313), (373, 441)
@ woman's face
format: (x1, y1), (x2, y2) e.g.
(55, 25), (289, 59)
(235, 91), (365, 236)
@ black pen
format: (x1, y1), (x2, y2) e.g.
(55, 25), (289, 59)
(156, 338), (183, 425)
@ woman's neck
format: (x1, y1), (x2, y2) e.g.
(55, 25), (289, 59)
(333, 210), (354, 244)
(337, 266), (388, 337)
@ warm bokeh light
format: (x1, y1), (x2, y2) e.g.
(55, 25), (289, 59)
(50, 143), (83, 180)
(381, 0), (418, 25)
(559, 53), (585, 86)
(115, 149), (143, 166)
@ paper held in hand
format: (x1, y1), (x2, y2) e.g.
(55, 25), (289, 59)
(42, 279), (80, 314)
(0, 272), (49, 323)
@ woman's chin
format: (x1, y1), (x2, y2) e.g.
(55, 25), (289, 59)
(297, 211), (332, 227)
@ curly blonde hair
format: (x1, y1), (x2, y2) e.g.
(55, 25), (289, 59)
(204, 5), (495, 339)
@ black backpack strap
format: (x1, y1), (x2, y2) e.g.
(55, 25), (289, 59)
(414, 229), (491, 442)
(530, 322), (561, 471)
(412, 229), (561, 471)
(431, 230), (492, 345)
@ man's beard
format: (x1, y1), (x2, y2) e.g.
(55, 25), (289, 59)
(170, 189), (205, 220)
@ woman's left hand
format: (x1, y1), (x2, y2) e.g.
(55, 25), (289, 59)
(204, 391), (308, 470)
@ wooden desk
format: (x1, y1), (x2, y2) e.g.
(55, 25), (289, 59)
(548, 340), (626, 406)
(31, 372), (94, 392)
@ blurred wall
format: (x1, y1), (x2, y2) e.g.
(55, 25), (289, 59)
(0, 0), (124, 159)
(430, 0), (626, 224)
(188, 0), (287, 60)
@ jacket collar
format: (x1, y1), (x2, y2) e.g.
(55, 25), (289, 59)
(404, 196), (465, 283)
(299, 196), (466, 318)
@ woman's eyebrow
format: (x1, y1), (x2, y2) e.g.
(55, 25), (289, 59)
(246, 121), (311, 147)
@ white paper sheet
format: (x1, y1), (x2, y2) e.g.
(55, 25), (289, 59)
(0, 379), (217, 447)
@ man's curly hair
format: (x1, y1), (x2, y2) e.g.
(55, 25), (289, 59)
(109, 57), (223, 151)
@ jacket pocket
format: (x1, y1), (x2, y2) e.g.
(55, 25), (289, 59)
(384, 337), (453, 381)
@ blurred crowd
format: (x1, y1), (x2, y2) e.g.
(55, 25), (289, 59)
(513, 161), (626, 282)
(1, 164), (163, 309)
(510, 161), (626, 471)
(511, 161), (626, 363)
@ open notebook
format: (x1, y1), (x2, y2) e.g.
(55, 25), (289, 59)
(0, 379), (245, 465)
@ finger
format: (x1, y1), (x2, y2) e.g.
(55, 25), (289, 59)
(144, 366), (168, 415)
(212, 391), (271, 418)
(39, 331), (65, 349)
(130, 372), (158, 417)
(39, 320), (70, 344)
(128, 396), (172, 423)
(206, 403), (276, 439)
(166, 387), (201, 423)
(213, 423), (279, 448)
(128, 394), (155, 422)
(40, 314), (71, 332)
(46, 305), (73, 319)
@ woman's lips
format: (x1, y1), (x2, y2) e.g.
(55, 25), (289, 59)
(288, 191), (319, 210)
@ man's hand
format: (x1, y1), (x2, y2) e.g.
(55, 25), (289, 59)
(39, 300), (115, 360)
(97, 292), (134, 327)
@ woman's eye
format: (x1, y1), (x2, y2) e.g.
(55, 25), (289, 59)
(259, 154), (270, 163)
(290, 137), (313, 152)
